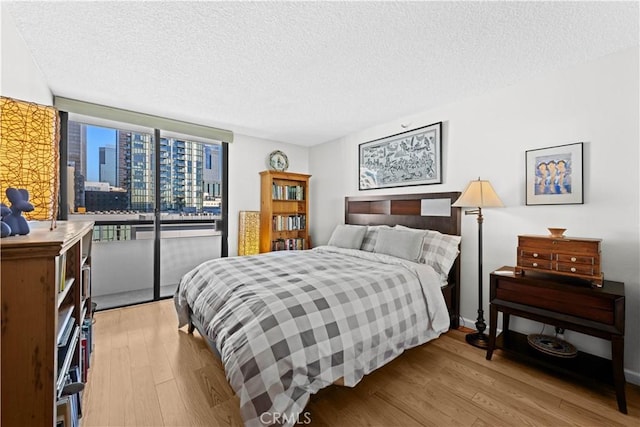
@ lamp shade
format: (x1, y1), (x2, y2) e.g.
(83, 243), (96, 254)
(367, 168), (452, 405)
(238, 211), (260, 255)
(452, 178), (504, 208)
(0, 96), (60, 221)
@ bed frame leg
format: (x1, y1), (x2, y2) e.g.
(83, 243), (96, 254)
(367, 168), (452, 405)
(188, 321), (195, 334)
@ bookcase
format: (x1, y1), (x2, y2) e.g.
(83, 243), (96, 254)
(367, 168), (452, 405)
(260, 170), (311, 253)
(1, 220), (94, 426)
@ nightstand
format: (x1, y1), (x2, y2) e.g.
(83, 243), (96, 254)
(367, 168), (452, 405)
(485, 266), (627, 413)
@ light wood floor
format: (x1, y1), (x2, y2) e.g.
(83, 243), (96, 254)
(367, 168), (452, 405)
(82, 299), (639, 426)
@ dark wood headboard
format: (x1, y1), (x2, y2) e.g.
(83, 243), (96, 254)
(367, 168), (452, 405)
(345, 192), (462, 329)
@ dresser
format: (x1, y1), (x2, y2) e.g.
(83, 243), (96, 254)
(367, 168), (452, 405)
(515, 234), (603, 286)
(1, 221), (94, 426)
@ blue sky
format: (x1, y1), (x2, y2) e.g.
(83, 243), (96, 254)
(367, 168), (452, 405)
(86, 125), (116, 181)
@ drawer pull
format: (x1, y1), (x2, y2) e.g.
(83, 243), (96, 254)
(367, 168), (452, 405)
(571, 267), (577, 272)
(571, 257), (577, 262)
(533, 253), (538, 258)
(533, 262), (538, 267)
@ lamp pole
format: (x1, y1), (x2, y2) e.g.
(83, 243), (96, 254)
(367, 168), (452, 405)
(466, 207), (488, 348)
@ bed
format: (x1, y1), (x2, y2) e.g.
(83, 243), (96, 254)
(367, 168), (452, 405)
(174, 191), (461, 426)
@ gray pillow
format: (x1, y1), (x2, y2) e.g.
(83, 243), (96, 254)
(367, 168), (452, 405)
(394, 225), (461, 277)
(327, 224), (367, 249)
(360, 225), (392, 252)
(421, 230), (461, 278)
(373, 228), (424, 262)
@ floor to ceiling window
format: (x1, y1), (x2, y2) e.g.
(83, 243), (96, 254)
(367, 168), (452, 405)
(63, 114), (226, 310)
(158, 133), (223, 299)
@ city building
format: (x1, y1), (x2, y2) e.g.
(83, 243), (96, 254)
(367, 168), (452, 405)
(98, 144), (116, 186)
(203, 144), (221, 198)
(127, 131), (154, 212)
(67, 124), (222, 214)
(67, 121), (87, 210)
(67, 121), (86, 178)
(84, 186), (128, 212)
(116, 130), (132, 209)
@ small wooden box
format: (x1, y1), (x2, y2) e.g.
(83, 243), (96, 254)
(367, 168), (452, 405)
(515, 235), (603, 286)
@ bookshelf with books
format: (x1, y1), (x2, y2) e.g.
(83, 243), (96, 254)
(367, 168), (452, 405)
(260, 170), (311, 253)
(1, 221), (94, 427)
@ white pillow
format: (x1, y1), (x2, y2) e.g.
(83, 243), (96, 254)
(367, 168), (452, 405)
(360, 225), (392, 252)
(373, 228), (424, 262)
(327, 224), (367, 249)
(394, 225), (461, 278)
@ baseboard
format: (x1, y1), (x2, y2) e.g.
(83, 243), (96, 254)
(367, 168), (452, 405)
(459, 316), (640, 386)
(456, 325), (475, 333)
(625, 370), (640, 386)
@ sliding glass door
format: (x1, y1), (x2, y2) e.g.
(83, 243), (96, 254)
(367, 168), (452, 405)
(157, 133), (222, 298)
(64, 115), (223, 309)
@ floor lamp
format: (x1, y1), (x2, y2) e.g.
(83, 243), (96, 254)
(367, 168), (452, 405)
(452, 178), (504, 349)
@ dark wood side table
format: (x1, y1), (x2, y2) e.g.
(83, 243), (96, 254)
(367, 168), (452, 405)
(486, 266), (627, 413)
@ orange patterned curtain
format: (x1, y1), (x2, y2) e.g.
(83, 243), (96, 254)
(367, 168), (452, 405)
(0, 96), (60, 222)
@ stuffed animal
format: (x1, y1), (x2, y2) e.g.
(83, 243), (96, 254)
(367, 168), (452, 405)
(4, 188), (34, 236)
(0, 203), (11, 237)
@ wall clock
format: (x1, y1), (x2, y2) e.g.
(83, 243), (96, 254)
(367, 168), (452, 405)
(268, 150), (289, 171)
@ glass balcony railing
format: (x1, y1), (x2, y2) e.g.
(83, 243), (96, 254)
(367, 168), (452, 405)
(70, 215), (221, 310)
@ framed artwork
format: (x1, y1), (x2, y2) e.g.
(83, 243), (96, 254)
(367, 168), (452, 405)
(359, 122), (442, 190)
(525, 142), (583, 205)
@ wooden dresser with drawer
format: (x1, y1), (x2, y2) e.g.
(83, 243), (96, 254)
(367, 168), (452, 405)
(515, 234), (603, 286)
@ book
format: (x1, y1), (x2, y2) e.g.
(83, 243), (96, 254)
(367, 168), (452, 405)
(80, 337), (88, 381)
(69, 391), (78, 427)
(56, 396), (72, 427)
(58, 316), (75, 349)
(81, 265), (90, 301)
(56, 253), (67, 292)
(69, 366), (83, 419)
(57, 324), (78, 377)
(57, 305), (75, 345)
(82, 318), (93, 364)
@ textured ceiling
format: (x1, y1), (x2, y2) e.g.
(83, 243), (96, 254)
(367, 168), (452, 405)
(4, 1), (639, 146)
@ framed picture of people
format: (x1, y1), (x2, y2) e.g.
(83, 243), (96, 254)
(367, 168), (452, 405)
(525, 142), (584, 205)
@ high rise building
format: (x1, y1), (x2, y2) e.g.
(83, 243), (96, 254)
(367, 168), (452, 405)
(68, 121), (221, 214)
(161, 138), (204, 211)
(67, 121), (86, 178)
(129, 132), (154, 212)
(67, 121), (87, 210)
(203, 145), (222, 198)
(99, 144), (117, 186)
(116, 130), (132, 209)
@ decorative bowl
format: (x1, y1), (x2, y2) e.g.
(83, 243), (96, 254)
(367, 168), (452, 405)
(548, 228), (567, 238)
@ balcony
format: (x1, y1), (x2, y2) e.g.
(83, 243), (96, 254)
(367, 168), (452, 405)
(70, 215), (221, 310)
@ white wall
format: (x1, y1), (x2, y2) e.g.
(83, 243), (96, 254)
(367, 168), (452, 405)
(228, 134), (309, 256)
(309, 46), (640, 384)
(0, 6), (52, 104)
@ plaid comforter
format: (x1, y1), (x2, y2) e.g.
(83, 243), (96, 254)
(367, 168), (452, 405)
(174, 246), (449, 426)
